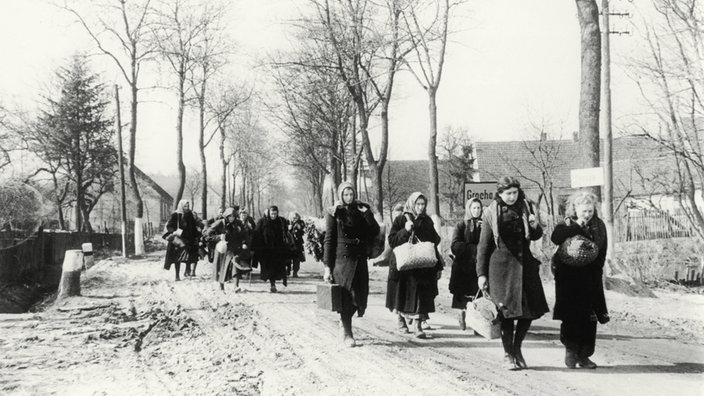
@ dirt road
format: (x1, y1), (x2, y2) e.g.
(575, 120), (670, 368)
(1, 253), (703, 395)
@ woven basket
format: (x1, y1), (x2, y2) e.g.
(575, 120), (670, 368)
(556, 235), (599, 267)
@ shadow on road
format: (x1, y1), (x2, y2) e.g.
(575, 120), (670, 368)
(530, 362), (704, 374)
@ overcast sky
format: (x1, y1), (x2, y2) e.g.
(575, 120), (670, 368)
(0, 0), (641, 178)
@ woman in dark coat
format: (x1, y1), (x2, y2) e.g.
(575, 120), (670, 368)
(203, 207), (248, 292)
(163, 200), (200, 281)
(476, 177), (548, 370)
(449, 197), (483, 331)
(323, 182), (380, 347)
(289, 212), (306, 278)
(551, 190), (609, 369)
(386, 192), (442, 339)
(253, 205), (289, 293)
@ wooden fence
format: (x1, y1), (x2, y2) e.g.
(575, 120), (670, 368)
(614, 209), (695, 242)
(0, 229), (134, 288)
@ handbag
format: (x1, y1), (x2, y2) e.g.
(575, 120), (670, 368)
(465, 290), (501, 340)
(556, 234), (599, 267)
(393, 231), (438, 271)
(163, 215), (185, 247)
(316, 282), (342, 311)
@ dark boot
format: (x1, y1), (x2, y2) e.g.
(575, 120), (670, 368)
(341, 313), (355, 347)
(458, 310), (466, 331)
(512, 319), (531, 370)
(500, 319), (517, 370)
(565, 348), (578, 369)
(174, 263), (181, 281)
(191, 263), (197, 277)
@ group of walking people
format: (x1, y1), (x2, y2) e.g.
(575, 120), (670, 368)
(163, 202), (306, 293)
(322, 176), (609, 371)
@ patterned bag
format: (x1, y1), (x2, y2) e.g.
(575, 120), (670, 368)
(556, 235), (599, 267)
(393, 232), (438, 271)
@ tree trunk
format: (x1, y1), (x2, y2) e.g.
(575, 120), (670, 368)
(219, 124), (226, 211)
(198, 94), (208, 219)
(575, 0), (601, 197)
(128, 81), (144, 255)
(427, 87), (440, 217)
(174, 73), (186, 208)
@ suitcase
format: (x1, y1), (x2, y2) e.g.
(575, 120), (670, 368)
(317, 283), (342, 311)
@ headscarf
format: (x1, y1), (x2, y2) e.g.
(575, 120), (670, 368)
(222, 207), (236, 220)
(403, 192), (427, 217)
(176, 199), (191, 214)
(336, 181), (356, 207)
(464, 197), (483, 221)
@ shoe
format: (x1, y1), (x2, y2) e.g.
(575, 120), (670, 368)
(234, 287), (242, 293)
(565, 349), (578, 369)
(292, 271), (298, 278)
(175, 276), (181, 282)
(282, 278), (288, 287)
(397, 316), (411, 334)
(343, 335), (356, 347)
(503, 354), (517, 370)
(577, 357), (597, 369)
(458, 311), (466, 331)
(270, 285), (277, 293)
(514, 349), (528, 369)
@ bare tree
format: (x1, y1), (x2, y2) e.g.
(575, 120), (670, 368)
(63, 0), (158, 254)
(152, 0), (210, 208)
(188, 2), (227, 219)
(629, 0), (704, 241)
(575, 0), (601, 197)
(207, 82), (251, 212)
(308, 0), (408, 216)
(184, 166), (202, 208)
(438, 125), (474, 216)
(401, 0), (459, 218)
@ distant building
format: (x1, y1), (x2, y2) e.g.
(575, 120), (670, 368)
(474, 135), (695, 241)
(74, 166), (174, 235)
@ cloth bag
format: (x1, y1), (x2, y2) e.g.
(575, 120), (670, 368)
(465, 290), (500, 340)
(556, 235), (599, 267)
(316, 282), (342, 311)
(393, 231), (437, 271)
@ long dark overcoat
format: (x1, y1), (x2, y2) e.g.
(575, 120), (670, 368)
(291, 219), (307, 262)
(385, 213), (442, 315)
(551, 215), (609, 322)
(449, 219), (481, 300)
(324, 203), (380, 316)
(253, 216), (288, 281)
(204, 218), (248, 283)
(476, 200), (549, 319)
(163, 211), (200, 269)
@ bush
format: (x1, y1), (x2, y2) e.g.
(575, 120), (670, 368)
(615, 238), (703, 284)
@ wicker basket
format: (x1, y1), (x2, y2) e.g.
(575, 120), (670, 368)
(556, 235), (599, 267)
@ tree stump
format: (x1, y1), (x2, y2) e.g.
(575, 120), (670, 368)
(58, 250), (83, 299)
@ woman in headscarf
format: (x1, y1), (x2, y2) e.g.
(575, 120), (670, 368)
(385, 192), (442, 339)
(476, 176), (548, 370)
(323, 182), (380, 347)
(253, 205), (289, 292)
(163, 200), (200, 281)
(551, 190), (609, 369)
(288, 211), (307, 278)
(449, 197), (483, 331)
(203, 207), (248, 291)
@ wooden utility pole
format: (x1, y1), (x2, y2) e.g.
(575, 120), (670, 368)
(601, 0), (630, 271)
(602, 0), (614, 266)
(114, 85), (127, 258)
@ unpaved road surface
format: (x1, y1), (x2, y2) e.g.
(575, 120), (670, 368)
(1, 252), (703, 395)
